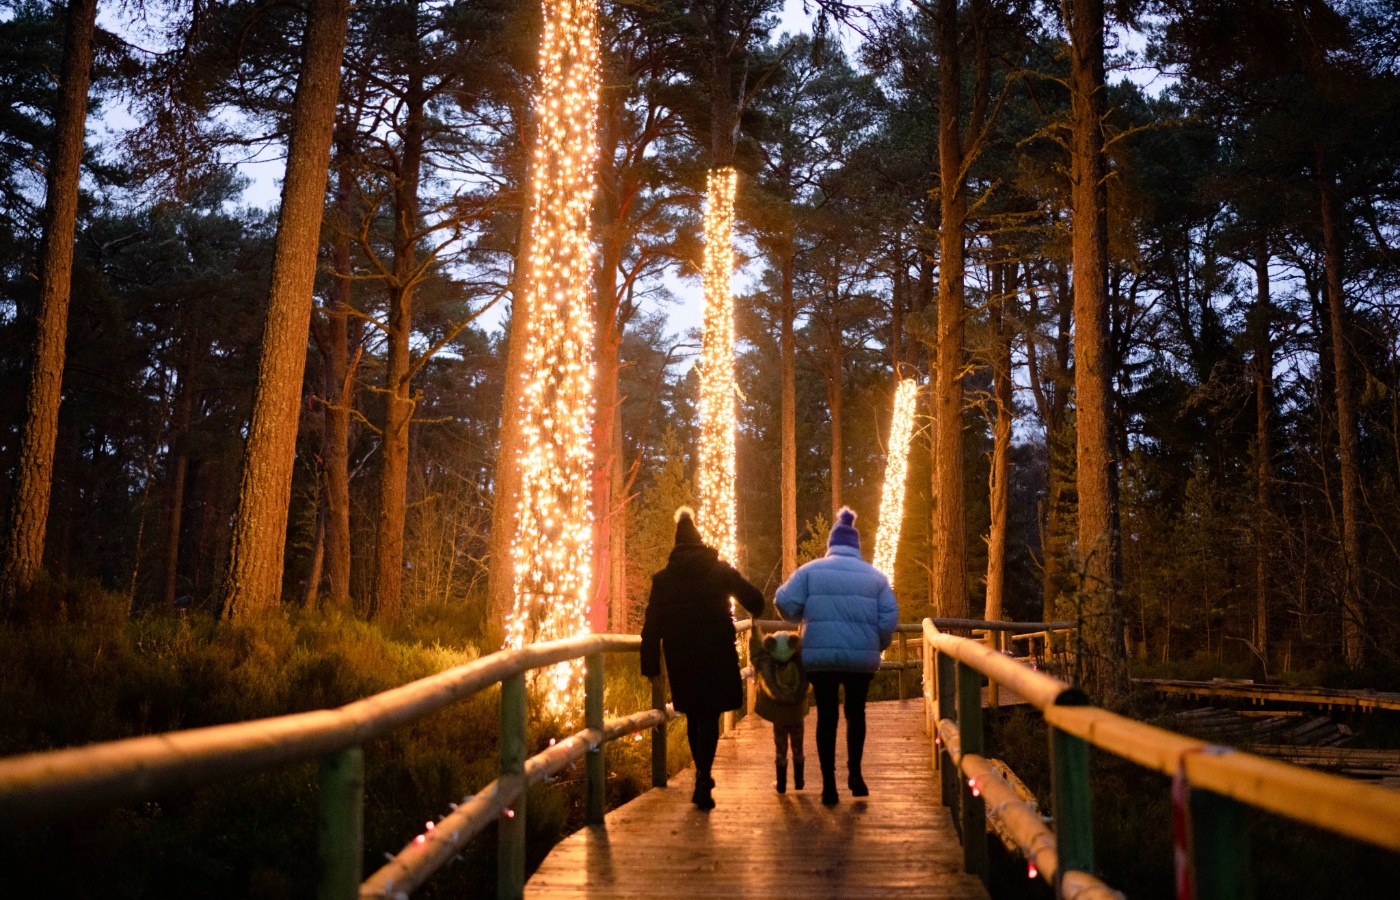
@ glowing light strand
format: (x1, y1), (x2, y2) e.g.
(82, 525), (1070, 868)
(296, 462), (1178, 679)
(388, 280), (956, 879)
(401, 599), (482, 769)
(503, 0), (601, 717)
(697, 167), (739, 564)
(872, 378), (919, 580)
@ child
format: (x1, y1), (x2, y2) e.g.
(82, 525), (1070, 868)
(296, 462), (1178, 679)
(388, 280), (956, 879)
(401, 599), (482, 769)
(751, 629), (809, 793)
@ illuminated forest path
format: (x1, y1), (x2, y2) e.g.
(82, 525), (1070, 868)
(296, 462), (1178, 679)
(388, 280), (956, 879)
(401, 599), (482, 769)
(526, 699), (990, 899)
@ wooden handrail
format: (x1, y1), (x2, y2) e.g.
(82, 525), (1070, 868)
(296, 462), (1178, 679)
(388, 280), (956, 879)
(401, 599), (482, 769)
(0, 632), (671, 900)
(923, 617), (1400, 900)
(0, 632), (640, 823)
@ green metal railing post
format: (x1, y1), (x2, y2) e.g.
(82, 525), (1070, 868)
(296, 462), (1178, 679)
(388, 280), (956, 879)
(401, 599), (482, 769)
(956, 661), (989, 881)
(1050, 722), (1094, 879)
(651, 660), (668, 788)
(498, 672), (527, 900)
(936, 650), (958, 813)
(585, 651), (606, 824)
(1190, 788), (1254, 900)
(317, 746), (363, 900)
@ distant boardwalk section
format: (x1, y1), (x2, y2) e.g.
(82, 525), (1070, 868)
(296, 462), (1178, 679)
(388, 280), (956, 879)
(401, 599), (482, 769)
(526, 699), (989, 899)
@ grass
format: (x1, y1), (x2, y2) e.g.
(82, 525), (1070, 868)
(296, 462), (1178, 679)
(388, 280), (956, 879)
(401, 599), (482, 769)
(0, 579), (690, 899)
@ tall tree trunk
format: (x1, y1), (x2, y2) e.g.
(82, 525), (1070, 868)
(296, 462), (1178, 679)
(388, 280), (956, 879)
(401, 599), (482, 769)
(321, 129), (356, 611)
(162, 342), (198, 611)
(221, 0), (350, 620)
(1252, 244), (1274, 661)
(609, 413), (628, 629)
(1068, 0), (1128, 704)
(373, 76), (426, 627)
(985, 262), (1013, 623)
(933, 0), (968, 618)
(0, 0), (99, 605)
(828, 326), (844, 516)
(302, 507), (326, 608)
(780, 248), (797, 579)
(1317, 150), (1366, 669)
(592, 96), (624, 633)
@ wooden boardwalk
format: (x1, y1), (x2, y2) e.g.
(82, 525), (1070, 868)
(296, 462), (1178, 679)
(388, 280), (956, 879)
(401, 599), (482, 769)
(526, 700), (990, 900)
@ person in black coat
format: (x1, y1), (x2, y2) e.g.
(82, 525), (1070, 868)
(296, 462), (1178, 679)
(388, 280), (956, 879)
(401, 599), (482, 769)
(640, 506), (765, 809)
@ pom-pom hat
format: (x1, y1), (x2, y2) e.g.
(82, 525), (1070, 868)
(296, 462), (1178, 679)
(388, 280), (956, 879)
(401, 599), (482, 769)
(828, 506), (860, 551)
(673, 506), (703, 546)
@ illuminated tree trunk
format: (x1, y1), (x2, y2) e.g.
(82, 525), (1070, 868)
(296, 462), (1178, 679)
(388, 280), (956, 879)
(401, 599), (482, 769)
(1318, 150), (1366, 669)
(780, 249), (797, 580)
(1068, 0), (1128, 704)
(220, 0), (350, 620)
(933, 0), (968, 619)
(373, 77), (426, 627)
(1252, 244), (1274, 660)
(985, 261), (1013, 623)
(698, 167), (738, 562)
(321, 133), (356, 611)
(0, 0), (98, 605)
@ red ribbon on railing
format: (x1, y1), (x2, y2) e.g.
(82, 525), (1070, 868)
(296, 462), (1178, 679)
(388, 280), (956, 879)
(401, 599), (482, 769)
(1172, 744), (1231, 900)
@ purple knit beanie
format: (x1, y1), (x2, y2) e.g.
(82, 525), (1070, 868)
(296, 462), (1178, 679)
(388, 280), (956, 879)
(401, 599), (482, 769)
(828, 506), (860, 551)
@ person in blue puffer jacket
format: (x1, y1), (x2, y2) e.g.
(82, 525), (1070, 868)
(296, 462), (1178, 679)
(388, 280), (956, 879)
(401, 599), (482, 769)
(775, 507), (898, 806)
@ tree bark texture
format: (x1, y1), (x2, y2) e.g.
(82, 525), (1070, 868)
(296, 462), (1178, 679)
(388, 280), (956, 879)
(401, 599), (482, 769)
(486, 207), (535, 637)
(985, 262), (1013, 623)
(1068, 0), (1129, 704)
(591, 94), (624, 633)
(321, 133), (356, 611)
(933, 0), (968, 619)
(1317, 151), (1367, 669)
(780, 249), (797, 579)
(0, 0), (99, 605)
(1252, 245), (1274, 660)
(373, 76), (426, 626)
(221, 0), (350, 620)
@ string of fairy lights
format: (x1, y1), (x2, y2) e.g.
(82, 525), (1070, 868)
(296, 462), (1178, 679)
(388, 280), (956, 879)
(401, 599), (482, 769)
(872, 379), (919, 581)
(504, 0), (601, 716)
(697, 167), (739, 564)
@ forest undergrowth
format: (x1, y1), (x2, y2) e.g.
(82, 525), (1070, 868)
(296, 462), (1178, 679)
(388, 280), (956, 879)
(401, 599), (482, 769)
(0, 578), (688, 899)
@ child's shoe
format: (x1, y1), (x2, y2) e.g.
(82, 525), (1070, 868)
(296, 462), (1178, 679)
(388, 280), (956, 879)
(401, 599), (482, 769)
(776, 760), (787, 794)
(793, 756), (805, 791)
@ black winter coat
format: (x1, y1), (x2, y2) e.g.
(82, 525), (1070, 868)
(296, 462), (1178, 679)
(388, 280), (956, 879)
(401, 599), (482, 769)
(639, 544), (765, 715)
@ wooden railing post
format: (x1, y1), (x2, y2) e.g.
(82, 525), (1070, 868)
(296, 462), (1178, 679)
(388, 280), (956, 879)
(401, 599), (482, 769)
(651, 659), (668, 788)
(317, 746), (363, 900)
(956, 661), (989, 881)
(498, 672), (527, 900)
(585, 651), (606, 825)
(1050, 723), (1094, 881)
(1190, 788), (1254, 900)
(936, 650), (958, 811)
(897, 632), (908, 700)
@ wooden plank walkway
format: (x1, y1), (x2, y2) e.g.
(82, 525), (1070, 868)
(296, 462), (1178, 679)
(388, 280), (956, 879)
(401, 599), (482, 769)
(526, 700), (990, 900)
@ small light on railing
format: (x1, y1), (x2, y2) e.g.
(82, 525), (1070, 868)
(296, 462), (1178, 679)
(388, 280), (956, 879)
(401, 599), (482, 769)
(415, 834), (427, 845)
(968, 777), (980, 798)
(504, 808), (516, 819)
(425, 821), (435, 832)
(934, 734), (943, 747)
(548, 737), (556, 747)
(634, 732), (643, 741)
(1027, 860), (1038, 879)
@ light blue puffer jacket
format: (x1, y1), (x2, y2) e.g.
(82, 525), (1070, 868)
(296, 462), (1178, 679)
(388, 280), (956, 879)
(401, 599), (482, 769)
(775, 545), (899, 673)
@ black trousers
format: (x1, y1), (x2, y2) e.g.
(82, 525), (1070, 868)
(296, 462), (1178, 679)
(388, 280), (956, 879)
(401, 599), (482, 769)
(686, 714), (720, 783)
(809, 671), (873, 777)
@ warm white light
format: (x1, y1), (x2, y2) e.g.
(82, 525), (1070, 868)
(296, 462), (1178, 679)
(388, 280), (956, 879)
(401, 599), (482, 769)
(698, 167), (739, 564)
(873, 379), (919, 580)
(504, 0), (601, 719)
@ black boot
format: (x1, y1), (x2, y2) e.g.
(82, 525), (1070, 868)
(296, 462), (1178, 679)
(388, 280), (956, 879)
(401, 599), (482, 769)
(692, 779), (715, 810)
(848, 768), (869, 797)
(776, 759), (787, 794)
(793, 756), (805, 791)
(821, 770), (839, 806)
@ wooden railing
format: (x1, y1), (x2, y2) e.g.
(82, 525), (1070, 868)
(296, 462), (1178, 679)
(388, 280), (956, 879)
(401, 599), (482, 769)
(0, 632), (680, 900)
(923, 618), (1400, 899)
